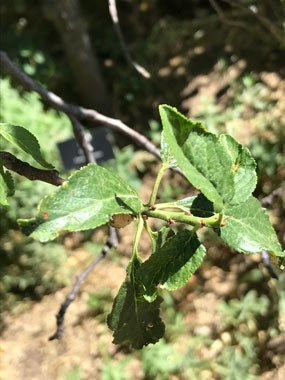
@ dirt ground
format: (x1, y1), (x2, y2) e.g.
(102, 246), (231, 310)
(1, 237), (285, 379)
(0, 255), (127, 380)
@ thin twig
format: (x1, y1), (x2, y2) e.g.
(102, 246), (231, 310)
(0, 151), (65, 186)
(49, 108), (119, 338)
(49, 226), (119, 340)
(49, 111), (119, 339)
(208, 0), (248, 29)
(221, 0), (284, 44)
(0, 51), (159, 159)
(261, 183), (285, 207)
(108, 0), (151, 79)
(49, 255), (104, 340)
(261, 250), (278, 279)
(49, 228), (118, 340)
(68, 114), (96, 164)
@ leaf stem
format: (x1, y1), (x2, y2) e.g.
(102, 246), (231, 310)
(142, 207), (221, 228)
(217, 211), (224, 225)
(149, 196), (201, 212)
(153, 202), (188, 212)
(131, 216), (144, 262)
(143, 219), (157, 253)
(143, 219), (155, 239)
(147, 163), (168, 206)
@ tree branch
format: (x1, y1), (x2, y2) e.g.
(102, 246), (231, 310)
(261, 250), (278, 279)
(220, 0), (284, 45)
(68, 114), (96, 164)
(208, 0), (248, 29)
(108, 0), (151, 79)
(49, 226), (118, 340)
(47, 110), (119, 339)
(0, 51), (159, 159)
(261, 183), (285, 207)
(0, 151), (65, 186)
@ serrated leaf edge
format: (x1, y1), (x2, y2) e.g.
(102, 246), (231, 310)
(0, 122), (54, 169)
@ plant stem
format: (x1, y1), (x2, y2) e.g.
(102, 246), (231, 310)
(143, 219), (155, 239)
(143, 219), (157, 253)
(151, 196), (197, 212)
(217, 211), (224, 225)
(147, 163), (168, 206)
(190, 224), (200, 238)
(143, 207), (221, 228)
(154, 203), (189, 212)
(131, 216), (144, 262)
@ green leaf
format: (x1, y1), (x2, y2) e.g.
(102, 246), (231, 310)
(152, 226), (175, 253)
(18, 164), (141, 242)
(219, 134), (257, 204)
(159, 105), (234, 211)
(190, 193), (215, 217)
(174, 196), (197, 211)
(0, 123), (53, 169)
(174, 194), (214, 217)
(147, 227), (175, 300)
(159, 105), (257, 211)
(219, 195), (284, 258)
(107, 258), (165, 349)
(0, 174), (9, 206)
(160, 131), (177, 168)
(137, 230), (206, 300)
(0, 161), (14, 205)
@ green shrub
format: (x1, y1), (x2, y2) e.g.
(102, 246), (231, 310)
(0, 79), (71, 317)
(0, 78), (71, 166)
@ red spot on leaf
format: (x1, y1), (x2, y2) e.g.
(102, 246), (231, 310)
(43, 211), (49, 220)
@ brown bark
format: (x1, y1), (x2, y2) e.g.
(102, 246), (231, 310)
(0, 151), (65, 186)
(42, 0), (112, 114)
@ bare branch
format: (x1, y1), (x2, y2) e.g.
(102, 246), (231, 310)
(261, 250), (278, 279)
(49, 226), (118, 340)
(48, 111), (119, 339)
(108, 0), (151, 79)
(261, 183), (285, 207)
(68, 114), (96, 164)
(49, 255), (104, 340)
(220, 0), (284, 45)
(0, 51), (159, 159)
(208, 0), (248, 29)
(0, 151), (65, 186)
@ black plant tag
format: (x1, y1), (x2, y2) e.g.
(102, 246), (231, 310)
(57, 127), (114, 170)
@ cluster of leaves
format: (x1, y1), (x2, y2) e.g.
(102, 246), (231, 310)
(1, 105), (284, 348)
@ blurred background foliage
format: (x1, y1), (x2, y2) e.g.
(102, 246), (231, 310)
(0, 0), (285, 379)
(0, 78), (72, 318)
